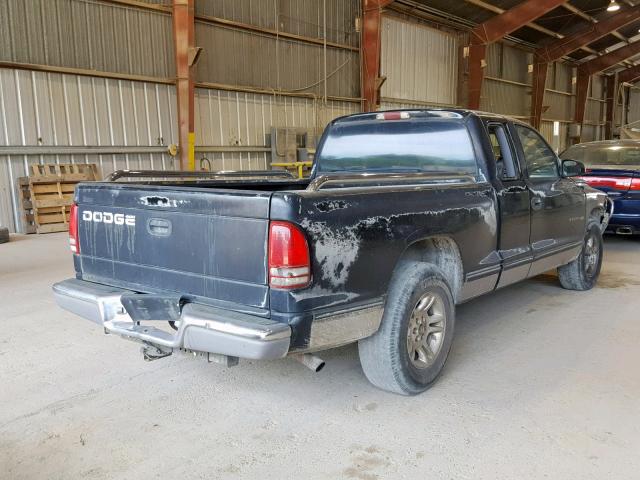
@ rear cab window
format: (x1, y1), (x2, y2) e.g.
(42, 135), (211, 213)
(316, 115), (478, 176)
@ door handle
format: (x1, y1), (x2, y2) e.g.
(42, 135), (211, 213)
(531, 197), (543, 210)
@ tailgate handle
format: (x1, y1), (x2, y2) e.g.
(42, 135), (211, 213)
(147, 218), (172, 236)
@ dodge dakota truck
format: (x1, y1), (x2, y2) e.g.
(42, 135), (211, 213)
(53, 110), (611, 395)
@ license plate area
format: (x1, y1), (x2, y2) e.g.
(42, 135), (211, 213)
(120, 294), (182, 322)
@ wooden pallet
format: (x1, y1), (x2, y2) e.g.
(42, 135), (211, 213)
(17, 163), (99, 234)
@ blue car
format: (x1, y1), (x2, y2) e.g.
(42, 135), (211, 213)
(562, 140), (640, 236)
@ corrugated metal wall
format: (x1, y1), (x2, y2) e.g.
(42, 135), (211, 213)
(194, 0), (360, 99)
(193, 88), (358, 171)
(191, 0), (362, 173)
(539, 121), (569, 154)
(0, 0), (175, 78)
(196, 0), (359, 47)
(195, 23), (359, 99)
(627, 87), (640, 124)
(542, 62), (574, 123)
(480, 43), (531, 119)
(0, 68), (178, 232)
(380, 16), (459, 107)
(583, 74), (606, 142)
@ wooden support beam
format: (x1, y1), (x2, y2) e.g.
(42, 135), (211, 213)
(466, 0), (568, 110)
(537, 5), (640, 63)
(617, 63), (640, 84)
(361, 0), (394, 112)
(173, 0), (195, 171)
(463, 0), (564, 39)
(580, 41), (640, 76)
(561, 2), (635, 46)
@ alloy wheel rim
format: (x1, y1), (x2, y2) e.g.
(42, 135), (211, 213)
(584, 233), (599, 277)
(406, 292), (446, 369)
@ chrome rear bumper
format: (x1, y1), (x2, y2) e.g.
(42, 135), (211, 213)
(52, 278), (291, 360)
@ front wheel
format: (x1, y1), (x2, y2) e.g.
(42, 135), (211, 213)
(558, 220), (603, 291)
(358, 263), (455, 396)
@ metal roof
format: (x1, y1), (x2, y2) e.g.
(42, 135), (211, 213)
(394, 0), (640, 68)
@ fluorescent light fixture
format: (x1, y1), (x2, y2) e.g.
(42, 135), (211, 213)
(607, 1), (620, 12)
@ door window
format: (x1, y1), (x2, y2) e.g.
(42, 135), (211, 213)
(515, 125), (559, 179)
(487, 124), (518, 180)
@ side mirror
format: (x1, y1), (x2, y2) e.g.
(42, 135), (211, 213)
(561, 159), (585, 177)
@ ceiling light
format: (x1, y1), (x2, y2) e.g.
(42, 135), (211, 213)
(607, 1), (620, 12)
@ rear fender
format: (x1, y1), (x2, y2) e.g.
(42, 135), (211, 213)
(394, 236), (464, 303)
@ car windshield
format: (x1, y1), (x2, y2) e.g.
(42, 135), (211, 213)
(561, 144), (640, 167)
(316, 119), (477, 175)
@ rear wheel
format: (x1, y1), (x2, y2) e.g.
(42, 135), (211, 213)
(358, 263), (455, 396)
(558, 220), (603, 291)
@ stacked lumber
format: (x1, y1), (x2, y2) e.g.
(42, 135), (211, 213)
(17, 163), (99, 234)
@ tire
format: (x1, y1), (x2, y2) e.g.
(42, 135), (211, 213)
(557, 219), (603, 291)
(358, 263), (455, 396)
(0, 227), (9, 244)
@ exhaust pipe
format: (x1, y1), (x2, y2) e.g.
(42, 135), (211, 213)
(616, 227), (633, 235)
(293, 353), (325, 372)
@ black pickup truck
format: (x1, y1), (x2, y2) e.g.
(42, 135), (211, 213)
(53, 110), (611, 395)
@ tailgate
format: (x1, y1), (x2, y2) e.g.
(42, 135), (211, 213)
(75, 183), (271, 310)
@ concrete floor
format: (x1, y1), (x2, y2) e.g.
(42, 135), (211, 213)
(1, 233), (639, 480)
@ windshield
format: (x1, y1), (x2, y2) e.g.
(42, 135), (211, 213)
(316, 119), (477, 175)
(561, 144), (640, 167)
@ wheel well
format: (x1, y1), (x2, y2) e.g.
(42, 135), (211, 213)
(590, 206), (605, 227)
(590, 207), (604, 219)
(396, 236), (464, 302)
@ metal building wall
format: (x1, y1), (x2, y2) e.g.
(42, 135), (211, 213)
(193, 88), (359, 171)
(0, 0), (178, 232)
(195, 0), (359, 47)
(539, 121), (569, 153)
(582, 74), (606, 142)
(380, 16), (459, 107)
(192, 0), (362, 171)
(194, 0), (360, 99)
(0, 68), (178, 232)
(627, 87), (640, 124)
(542, 62), (575, 124)
(480, 43), (532, 119)
(0, 0), (175, 79)
(195, 23), (359, 99)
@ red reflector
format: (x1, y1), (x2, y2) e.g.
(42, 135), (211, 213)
(268, 221), (310, 289)
(69, 203), (79, 253)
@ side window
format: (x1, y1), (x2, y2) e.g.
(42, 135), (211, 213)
(487, 124), (518, 180)
(515, 125), (559, 179)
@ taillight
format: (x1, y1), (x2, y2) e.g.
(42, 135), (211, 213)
(375, 111), (410, 120)
(631, 178), (640, 191)
(69, 203), (79, 253)
(578, 176), (632, 191)
(268, 221), (310, 289)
